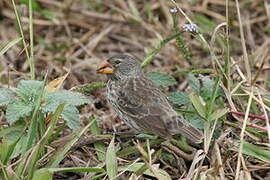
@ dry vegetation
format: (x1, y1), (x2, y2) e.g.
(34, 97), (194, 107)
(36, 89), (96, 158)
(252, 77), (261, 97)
(0, 0), (270, 179)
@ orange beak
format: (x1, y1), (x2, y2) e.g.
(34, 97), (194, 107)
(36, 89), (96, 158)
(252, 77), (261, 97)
(96, 61), (114, 74)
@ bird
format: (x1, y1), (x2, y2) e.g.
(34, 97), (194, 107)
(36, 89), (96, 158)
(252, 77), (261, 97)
(96, 54), (203, 143)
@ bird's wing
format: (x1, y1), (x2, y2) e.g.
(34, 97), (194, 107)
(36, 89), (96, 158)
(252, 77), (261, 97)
(115, 76), (174, 138)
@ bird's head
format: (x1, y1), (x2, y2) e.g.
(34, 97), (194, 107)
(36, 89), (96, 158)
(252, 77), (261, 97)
(96, 54), (143, 80)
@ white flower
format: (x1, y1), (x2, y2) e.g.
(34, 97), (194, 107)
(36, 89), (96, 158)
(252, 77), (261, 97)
(170, 8), (178, 14)
(182, 24), (199, 33)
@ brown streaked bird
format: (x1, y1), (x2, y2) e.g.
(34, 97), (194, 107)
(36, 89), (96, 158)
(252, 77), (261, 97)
(96, 54), (203, 143)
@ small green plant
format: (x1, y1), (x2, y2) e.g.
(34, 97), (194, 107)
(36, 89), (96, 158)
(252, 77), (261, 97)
(0, 80), (91, 129)
(0, 79), (92, 179)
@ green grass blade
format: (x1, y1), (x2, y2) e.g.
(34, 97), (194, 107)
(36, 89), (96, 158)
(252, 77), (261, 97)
(26, 104), (65, 180)
(242, 142), (270, 162)
(106, 135), (118, 180)
(29, 0), (35, 79)
(189, 92), (206, 119)
(118, 162), (171, 180)
(90, 116), (106, 161)
(46, 118), (95, 168)
(0, 37), (22, 56)
(206, 76), (221, 119)
(0, 160), (9, 180)
(48, 167), (105, 173)
(32, 168), (52, 180)
(141, 32), (182, 68)
(11, 0), (35, 79)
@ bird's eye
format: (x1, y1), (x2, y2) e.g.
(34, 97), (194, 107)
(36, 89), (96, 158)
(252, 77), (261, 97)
(114, 60), (121, 64)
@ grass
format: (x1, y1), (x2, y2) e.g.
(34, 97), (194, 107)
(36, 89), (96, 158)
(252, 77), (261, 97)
(0, 0), (270, 179)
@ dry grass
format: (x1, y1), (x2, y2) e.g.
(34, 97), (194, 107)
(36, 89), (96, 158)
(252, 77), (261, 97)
(0, 0), (270, 179)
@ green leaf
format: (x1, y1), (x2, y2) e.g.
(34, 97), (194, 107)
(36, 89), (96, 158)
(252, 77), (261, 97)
(6, 101), (33, 124)
(47, 120), (95, 168)
(32, 168), (52, 180)
(189, 92), (206, 119)
(118, 162), (171, 180)
(201, 76), (215, 97)
(106, 136), (117, 180)
(90, 117), (106, 161)
(42, 90), (91, 130)
(202, 76), (223, 102)
(0, 88), (15, 106)
(206, 76), (221, 118)
(146, 72), (177, 86)
(0, 125), (24, 139)
(15, 80), (44, 103)
(0, 37), (22, 56)
(47, 167), (105, 173)
(242, 142), (270, 162)
(187, 73), (200, 91)
(187, 74), (223, 100)
(167, 92), (190, 106)
(20, 0), (42, 11)
(19, 105), (65, 180)
(194, 15), (217, 33)
(0, 138), (20, 164)
(185, 114), (204, 130)
(0, 125), (26, 158)
(208, 108), (228, 121)
(44, 90), (92, 107)
(62, 105), (80, 130)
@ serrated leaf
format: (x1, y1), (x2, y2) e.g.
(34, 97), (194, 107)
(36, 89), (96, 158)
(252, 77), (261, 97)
(185, 114), (204, 130)
(0, 125), (24, 139)
(167, 92), (190, 106)
(201, 76), (214, 93)
(42, 103), (80, 130)
(44, 90), (92, 107)
(208, 108), (228, 121)
(41, 90), (91, 130)
(0, 88), (15, 106)
(106, 136), (117, 180)
(189, 92), (206, 119)
(201, 76), (223, 100)
(187, 73), (200, 91)
(146, 72), (177, 86)
(62, 105), (80, 130)
(15, 80), (44, 103)
(6, 101), (33, 124)
(242, 142), (270, 162)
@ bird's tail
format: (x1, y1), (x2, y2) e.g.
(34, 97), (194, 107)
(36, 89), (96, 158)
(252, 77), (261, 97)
(167, 116), (203, 143)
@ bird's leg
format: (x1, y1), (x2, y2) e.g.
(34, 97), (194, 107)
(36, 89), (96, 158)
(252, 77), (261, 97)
(135, 133), (159, 140)
(103, 130), (137, 138)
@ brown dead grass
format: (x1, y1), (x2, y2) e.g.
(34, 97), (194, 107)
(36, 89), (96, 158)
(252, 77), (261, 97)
(1, 0), (270, 179)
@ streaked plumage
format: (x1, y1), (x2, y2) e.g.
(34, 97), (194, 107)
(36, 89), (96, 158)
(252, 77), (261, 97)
(97, 54), (203, 143)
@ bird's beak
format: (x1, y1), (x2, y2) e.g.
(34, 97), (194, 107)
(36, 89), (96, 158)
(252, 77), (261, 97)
(96, 61), (114, 74)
